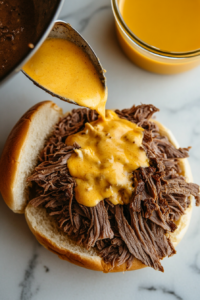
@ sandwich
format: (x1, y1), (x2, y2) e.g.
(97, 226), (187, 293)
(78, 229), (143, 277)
(0, 101), (199, 272)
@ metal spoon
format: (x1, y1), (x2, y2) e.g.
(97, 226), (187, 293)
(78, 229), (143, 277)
(22, 20), (107, 106)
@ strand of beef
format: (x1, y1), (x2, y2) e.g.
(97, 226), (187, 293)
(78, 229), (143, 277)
(27, 105), (200, 272)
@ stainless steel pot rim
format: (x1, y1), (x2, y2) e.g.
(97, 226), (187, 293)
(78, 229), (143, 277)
(0, 0), (65, 86)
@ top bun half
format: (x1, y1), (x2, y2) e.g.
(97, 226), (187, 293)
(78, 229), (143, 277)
(0, 101), (63, 213)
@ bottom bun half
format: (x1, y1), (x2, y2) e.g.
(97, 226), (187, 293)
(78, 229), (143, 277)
(25, 204), (147, 272)
(0, 101), (193, 272)
(25, 116), (193, 273)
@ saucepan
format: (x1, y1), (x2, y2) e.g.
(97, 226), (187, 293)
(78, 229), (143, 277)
(0, 0), (64, 85)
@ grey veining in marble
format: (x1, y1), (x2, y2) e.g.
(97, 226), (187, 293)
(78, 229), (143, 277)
(60, 1), (111, 33)
(19, 244), (39, 300)
(139, 286), (183, 300)
(1, 0), (200, 299)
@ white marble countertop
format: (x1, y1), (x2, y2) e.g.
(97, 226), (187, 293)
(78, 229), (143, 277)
(1, 1), (200, 299)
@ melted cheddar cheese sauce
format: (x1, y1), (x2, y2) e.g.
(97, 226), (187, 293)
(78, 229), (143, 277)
(24, 36), (149, 207)
(23, 38), (107, 118)
(120, 0), (200, 53)
(66, 110), (149, 207)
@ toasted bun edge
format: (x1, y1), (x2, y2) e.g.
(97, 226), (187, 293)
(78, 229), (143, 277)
(0, 101), (63, 213)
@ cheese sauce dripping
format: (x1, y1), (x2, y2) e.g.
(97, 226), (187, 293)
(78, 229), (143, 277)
(66, 110), (149, 207)
(23, 38), (107, 118)
(24, 37), (149, 207)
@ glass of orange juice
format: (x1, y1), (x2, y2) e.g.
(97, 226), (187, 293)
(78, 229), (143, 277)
(111, 0), (200, 74)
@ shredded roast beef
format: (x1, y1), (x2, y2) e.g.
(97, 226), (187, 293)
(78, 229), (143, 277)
(27, 104), (200, 272)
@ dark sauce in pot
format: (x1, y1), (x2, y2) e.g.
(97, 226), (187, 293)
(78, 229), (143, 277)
(0, 0), (36, 79)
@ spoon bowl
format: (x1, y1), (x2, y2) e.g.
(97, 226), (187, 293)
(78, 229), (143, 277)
(22, 21), (106, 106)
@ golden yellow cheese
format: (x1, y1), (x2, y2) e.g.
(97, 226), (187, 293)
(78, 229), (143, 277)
(66, 110), (149, 207)
(24, 37), (150, 208)
(23, 38), (107, 118)
(120, 0), (200, 53)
